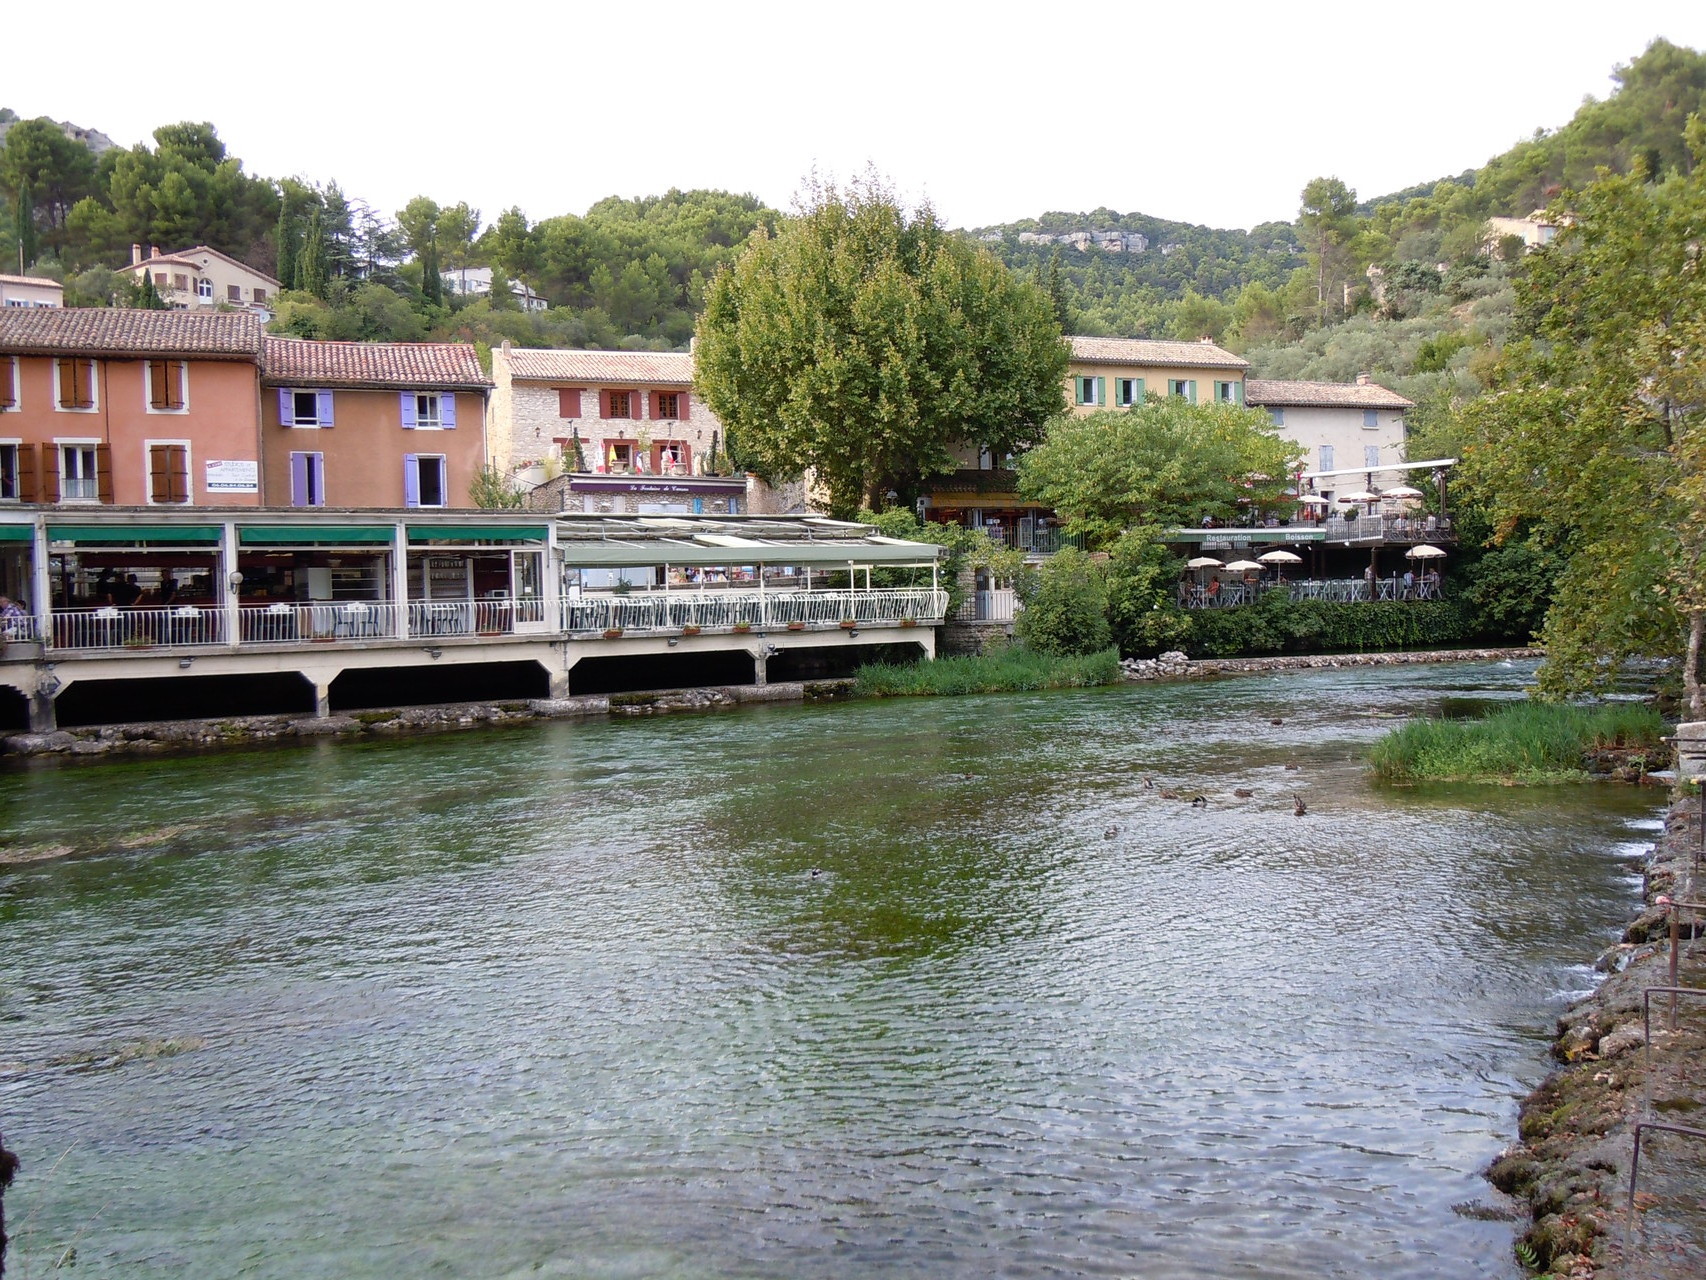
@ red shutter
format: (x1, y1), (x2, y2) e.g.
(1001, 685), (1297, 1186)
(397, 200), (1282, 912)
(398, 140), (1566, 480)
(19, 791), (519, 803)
(42, 446), (60, 503)
(56, 358), (74, 409)
(558, 388), (582, 417)
(678, 443), (692, 471)
(678, 392), (691, 422)
(629, 389), (641, 420)
(598, 389), (612, 418)
(149, 361), (169, 409)
(18, 443), (37, 502)
(650, 391), (663, 419)
(96, 444), (114, 504)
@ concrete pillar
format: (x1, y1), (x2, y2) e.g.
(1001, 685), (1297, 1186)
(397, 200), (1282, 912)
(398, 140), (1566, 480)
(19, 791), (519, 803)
(547, 668), (569, 698)
(1675, 722), (1706, 783)
(312, 680), (332, 718)
(29, 688), (56, 731)
(753, 650), (768, 686)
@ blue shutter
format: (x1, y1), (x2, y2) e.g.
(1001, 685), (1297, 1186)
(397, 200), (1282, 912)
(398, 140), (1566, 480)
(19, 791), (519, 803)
(1320, 445), (1334, 471)
(403, 454), (420, 507)
(317, 390), (334, 428)
(441, 394), (457, 429)
(290, 453), (308, 506)
(277, 387), (293, 424)
(401, 393), (417, 429)
(1363, 409), (1378, 428)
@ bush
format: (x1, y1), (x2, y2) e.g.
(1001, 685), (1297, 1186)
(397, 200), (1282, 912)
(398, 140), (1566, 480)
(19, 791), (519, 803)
(853, 645), (1122, 697)
(1014, 548), (1112, 656)
(1180, 594), (1472, 658)
(1370, 701), (1667, 784)
(1458, 542), (1561, 643)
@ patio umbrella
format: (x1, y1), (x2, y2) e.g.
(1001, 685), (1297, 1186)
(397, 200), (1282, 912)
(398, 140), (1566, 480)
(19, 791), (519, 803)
(1341, 490), (1382, 503)
(1405, 544), (1447, 558)
(1185, 556), (1223, 568)
(1257, 550), (1302, 563)
(1383, 485), (1425, 499)
(1296, 495), (1330, 506)
(1223, 560), (1263, 572)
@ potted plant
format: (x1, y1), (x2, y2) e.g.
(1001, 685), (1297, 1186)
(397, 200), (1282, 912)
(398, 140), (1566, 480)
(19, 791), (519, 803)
(603, 627), (624, 639)
(732, 622), (752, 634)
(899, 617), (919, 628)
(681, 624), (702, 636)
(787, 620), (806, 631)
(839, 618), (858, 630)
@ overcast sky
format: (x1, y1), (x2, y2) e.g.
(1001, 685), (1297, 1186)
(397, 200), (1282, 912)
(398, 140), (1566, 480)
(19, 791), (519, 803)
(9, 1), (1704, 233)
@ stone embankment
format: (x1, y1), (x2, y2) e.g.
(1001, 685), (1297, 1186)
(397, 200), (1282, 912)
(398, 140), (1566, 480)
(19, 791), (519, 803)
(1486, 783), (1706, 1278)
(1120, 646), (1540, 681)
(0, 680), (856, 759)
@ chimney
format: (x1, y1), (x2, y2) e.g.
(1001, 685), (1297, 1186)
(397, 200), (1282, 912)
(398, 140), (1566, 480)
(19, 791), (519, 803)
(131, 244), (143, 265)
(500, 338), (512, 353)
(149, 246), (160, 260)
(1355, 372), (1372, 386)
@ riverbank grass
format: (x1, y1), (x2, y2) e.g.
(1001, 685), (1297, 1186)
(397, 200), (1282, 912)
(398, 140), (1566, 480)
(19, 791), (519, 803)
(853, 647), (1122, 697)
(1370, 701), (1667, 784)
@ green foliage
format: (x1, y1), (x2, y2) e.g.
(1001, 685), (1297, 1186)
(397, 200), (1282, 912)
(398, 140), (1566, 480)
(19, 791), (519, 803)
(696, 172), (1067, 515)
(1103, 531), (1193, 655)
(857, 507), (1021, 619)
(1458, 542), (1562, 643)
(1181, 594), (1471, 658)
(1369, 701), (1668, 785)
(469, 464), (530, 509)
(1014, 548), (1112, 656)
(1018, 397), (1303, 546)
(853, 644), (1121, 697)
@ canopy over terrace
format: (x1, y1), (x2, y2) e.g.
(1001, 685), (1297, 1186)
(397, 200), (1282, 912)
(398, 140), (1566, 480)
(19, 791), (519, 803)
(552, 514), (944, 581)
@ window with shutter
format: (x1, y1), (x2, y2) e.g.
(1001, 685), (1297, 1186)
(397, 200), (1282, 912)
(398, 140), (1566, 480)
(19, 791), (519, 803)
(0, 444), (18, 500)
(1362, 409), (1379, 428)
(59, 444), (100, 500)
(148, 444), (191, 504)
(0, 356), (16, 409)
(228, 284), (242, 302)
(655, 392), (680, 419)
(56, 359), (96, 410)
(605, 390), (631, 419)
(148, 360), (187, 411)
(558, 388), (583, 417)
(290, 452), (325, 507)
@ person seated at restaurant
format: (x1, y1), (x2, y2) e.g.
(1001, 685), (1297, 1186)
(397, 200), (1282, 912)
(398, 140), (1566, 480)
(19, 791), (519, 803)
(1206, 578), (1220, 601)
(111, 574), (143, 607)
(1401, 569), (1415, 599)
(0, 594), (25, 639)
(156, 576), (180, 606)
(93, 567), (116, 604)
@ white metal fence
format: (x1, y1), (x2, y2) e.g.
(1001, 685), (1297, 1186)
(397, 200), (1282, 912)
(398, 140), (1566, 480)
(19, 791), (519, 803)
(562, 588), (947, 634)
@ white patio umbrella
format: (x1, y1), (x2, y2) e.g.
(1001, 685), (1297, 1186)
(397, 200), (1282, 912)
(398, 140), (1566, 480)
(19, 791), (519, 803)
(1223, 559), (1263, 572)
(1340, 490), (1383, 503)
(1406, 544), (1447, 558)
(1185, 556), (1223, 568)
(1257, 550), (1302, 563)
(1296, 495), (1330, 506)
(1383, 485), (1425, 499)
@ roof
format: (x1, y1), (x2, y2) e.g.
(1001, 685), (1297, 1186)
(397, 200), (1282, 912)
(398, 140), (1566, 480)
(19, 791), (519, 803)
(0, 274), (63, 290)
(261, 336), (491, 390)
(1068, 335), (1249, 370)
(502, 347), (694, 385)
(0, 307), (262, 357)
(122, 245), (283, 288)
(1244, 378), (1414, 410)
(552, 513), (942, 568)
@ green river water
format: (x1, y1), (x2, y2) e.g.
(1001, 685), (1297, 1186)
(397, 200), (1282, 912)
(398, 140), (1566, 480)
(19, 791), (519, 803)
(0, 660), (1660, 1278)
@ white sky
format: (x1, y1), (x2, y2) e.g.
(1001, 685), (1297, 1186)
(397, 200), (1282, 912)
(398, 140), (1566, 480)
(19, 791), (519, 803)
(9, 0), (1705, 233)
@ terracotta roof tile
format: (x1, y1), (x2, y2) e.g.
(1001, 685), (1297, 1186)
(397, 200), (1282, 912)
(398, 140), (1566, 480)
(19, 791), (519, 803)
(0, 274), (63, 289)
(122, 245), (283, 288)
(1068, 335), (1249, 370)
(0, 306), (261, 357)
(1244, 378), (1413, 409)
(503, 347), (694, 385)
(261, 336), (491, 389)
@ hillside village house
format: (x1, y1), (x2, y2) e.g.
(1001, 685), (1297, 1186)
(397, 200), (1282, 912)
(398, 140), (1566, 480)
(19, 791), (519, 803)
(438, 266), (549, 313)
(1244, 375), (1412, 505)
(259, 337), (491, 509)
(120, 244), (282, 317)
(0, 274), (64, 308)
(0, 307), (265, 510)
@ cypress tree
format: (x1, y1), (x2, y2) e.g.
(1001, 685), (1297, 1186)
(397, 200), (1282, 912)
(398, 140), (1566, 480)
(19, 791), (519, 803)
(299, 204), (328, 298)
(14, 183), (38, 272)
(275, 201), (299, 294)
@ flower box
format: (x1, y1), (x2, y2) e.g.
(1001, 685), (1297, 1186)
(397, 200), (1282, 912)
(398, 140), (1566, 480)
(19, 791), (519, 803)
(681, 625), (702, 636)
(786, 621), (806, 632)
(732, 622), (752, 633)
(602, 627), (624, 639)
(899, 617), (919, 628)
(839, 619), (858, 630)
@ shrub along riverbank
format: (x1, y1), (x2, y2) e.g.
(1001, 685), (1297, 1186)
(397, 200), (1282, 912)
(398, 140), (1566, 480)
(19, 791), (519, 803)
(1369, 701), (1667, 785)
(853, 646), (1122, 697)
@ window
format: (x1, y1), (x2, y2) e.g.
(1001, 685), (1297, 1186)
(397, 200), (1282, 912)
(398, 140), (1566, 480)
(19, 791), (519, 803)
(253, 287), (267, 304)
(172, 273), (188, 291)
(1268, 407), (1285, 426)
(655, 392), (681, 419)
(0, 356), (16, 411)
(290, 451), (325, 507)
(557, 388), (583, 417)
(227, 284), (242, 302)
(147, 360), (188, 412)
(401, 392), (456, 430)
(195, 278), (214, 302)
(1168, 379), (1197, 402)
(60, 444), (101, 500)
(279, 388), (334, 428)
(1364, 445), (1380, 468)
(654, 440), (690, 473)
(404, 454), (447, 508)
(603, 390), (634, 419)
(607, 441), (634, 472)
(1214, 380), (1242, 404)
(55, 358), (96, 410)
(1114, 378), (1143, 407)
(1319, 445), (1334, 472)
(152, 271), (167, 287)
(0, 443), (19, 500)
(147, 443), (191, 504)
(1362, 409), (1379, 428)
(1074, 375), (1103, 407)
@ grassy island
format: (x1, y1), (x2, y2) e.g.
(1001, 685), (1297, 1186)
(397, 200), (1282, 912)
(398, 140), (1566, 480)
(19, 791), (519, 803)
(1370, 701), (1667, 785)
(853, 647), (1122, 698)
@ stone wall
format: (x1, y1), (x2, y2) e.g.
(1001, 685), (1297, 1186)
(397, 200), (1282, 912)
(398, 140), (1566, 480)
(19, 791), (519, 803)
(940, 622), (1013, 655)
(495, 379), (722, 477)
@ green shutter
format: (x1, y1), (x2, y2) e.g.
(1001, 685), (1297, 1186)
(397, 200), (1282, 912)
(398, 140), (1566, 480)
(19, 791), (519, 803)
(47, 524), (222, 546)
(1234, 380), (1245, 405)
(1188, 380), (1198, 405)
(1095, 376), (1105, 406)
(239, 525), (396, 546)
(1135, 377), (1145, 405)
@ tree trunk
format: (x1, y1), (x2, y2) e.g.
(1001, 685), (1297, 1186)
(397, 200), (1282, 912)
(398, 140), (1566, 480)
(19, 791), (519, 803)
(1687, 610), (1705, 721)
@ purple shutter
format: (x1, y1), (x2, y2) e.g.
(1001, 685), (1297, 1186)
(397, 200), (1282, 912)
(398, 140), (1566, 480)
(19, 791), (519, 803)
(317, 390), (334, 428)
(278, 387), (293, 423)
(290, 452), (308, 506)
(403, 454), (420, 507)
(401, 393), (417, 429)
(441, 394), (456, 429)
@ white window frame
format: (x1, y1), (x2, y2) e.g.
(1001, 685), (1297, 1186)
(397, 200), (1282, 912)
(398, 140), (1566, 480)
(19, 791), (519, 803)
(144, 359), (190, 415)
(195, 277), (214, 302)
(287, 389), (326, 428)
(1114, 378), (1142, 407)
(0, 439), (21, 501)
(1362, 409), (1380, 429)
(143, 438), (194, 506)
(0, 355), (19, 412)
(414, 393), (443, 429)
(291, 450), (326, 508)
(414, 454), (448, 508)
(57, 437), (102, 502)
(1075, 375), (1096, 406)
(53, 358), (99, 414)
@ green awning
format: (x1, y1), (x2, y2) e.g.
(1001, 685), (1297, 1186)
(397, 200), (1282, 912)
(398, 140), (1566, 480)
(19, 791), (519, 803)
(0, 525), (33, 543)
(240, 526), (396, 547)
(48, 524), (222, 546)
(406, 524), (548, 543)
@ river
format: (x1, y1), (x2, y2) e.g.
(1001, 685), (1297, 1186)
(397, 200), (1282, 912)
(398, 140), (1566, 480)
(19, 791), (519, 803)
(0, 660), (1659, 1278)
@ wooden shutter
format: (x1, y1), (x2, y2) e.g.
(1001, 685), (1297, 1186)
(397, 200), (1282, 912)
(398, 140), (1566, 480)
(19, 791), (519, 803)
(317, 390), (334, 428)
(0, 357), (15, 408)
(441, 395), (457, 429)
(149, 444), (170, 502)
(1187, 380), (1198, 405)
(629, 390), (641, 420)
(1134, 377), (1145, 405)
(558, 388), (582, 417)
(401, 392), (418, 429)
(18, 443), (37, 503)
(1095, 376), (1105, 406)
(168, 445), (189, 502)
(95, 444), (114, 504)
(678, 393), (690, 422)
(42, 446), (60, 502)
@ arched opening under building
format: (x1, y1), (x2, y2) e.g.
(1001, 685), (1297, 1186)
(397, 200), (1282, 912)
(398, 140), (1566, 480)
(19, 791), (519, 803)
(329, 661), (549, 712)
(767, 642), (921, 683)
(0, 685), (30, 732)
(54, 672), (317, 728)
(569, 649), (756, 696)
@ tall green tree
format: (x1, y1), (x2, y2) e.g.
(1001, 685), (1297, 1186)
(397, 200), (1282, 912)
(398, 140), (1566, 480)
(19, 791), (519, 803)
(695, 173), (1067, 515)
(1461, 116), (1706, 706)
(1299, 176), (1361, 324)
(0, 117), (97, 258)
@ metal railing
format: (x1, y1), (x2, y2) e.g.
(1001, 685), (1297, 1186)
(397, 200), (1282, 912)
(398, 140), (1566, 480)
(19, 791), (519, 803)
(561, 588), (947, 635)
(1321, 514), (1453, 543)
(976, 524), (1087, 556)
(2, 613), (42, 645)
(952, 589), (1021, 623)
(1177, 577), (1445, 609)
(52, 605), (230, 649)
